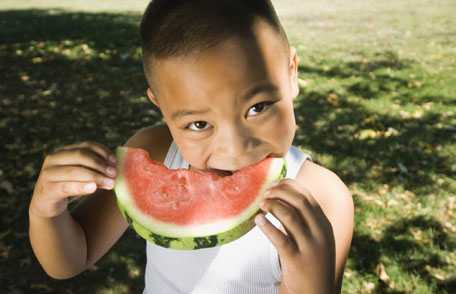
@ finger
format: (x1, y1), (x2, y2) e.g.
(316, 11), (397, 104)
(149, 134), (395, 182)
(45, 148), (116, 178)
(54, 141), (116, 163)
(43, 165), (115, 189)
(265, 180), (319, 229)
(255, 212), (298, 257)
(46, 181), (98, 198)
(261, 198), (310, 245)
(284, 179), (320, 207)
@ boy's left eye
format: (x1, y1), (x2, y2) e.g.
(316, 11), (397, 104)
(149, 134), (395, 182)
(247, 101), (274, 117)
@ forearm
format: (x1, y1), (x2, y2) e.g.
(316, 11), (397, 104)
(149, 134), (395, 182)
(28, 208), (88, 279)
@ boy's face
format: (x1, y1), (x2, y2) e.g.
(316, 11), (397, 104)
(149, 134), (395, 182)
(147, 19), (300, 174)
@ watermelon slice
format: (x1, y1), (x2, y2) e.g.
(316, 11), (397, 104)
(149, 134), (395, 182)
(114, 146), (286, 250)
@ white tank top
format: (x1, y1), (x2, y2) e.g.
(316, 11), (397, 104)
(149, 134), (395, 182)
(143, 142), (311, 294)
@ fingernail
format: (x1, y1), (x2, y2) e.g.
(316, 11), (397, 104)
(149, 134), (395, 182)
(109, 155), (117, 164)
(106, 166), (116, 177)
(84, 183), (96, 192)
(103, 178), (114, 188)
(255, 214), (267, 226)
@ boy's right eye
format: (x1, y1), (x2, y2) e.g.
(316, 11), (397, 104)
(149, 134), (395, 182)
(186, 121), (210, 131)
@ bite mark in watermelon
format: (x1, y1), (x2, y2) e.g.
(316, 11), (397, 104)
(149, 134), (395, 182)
(114, 146), (286, 250)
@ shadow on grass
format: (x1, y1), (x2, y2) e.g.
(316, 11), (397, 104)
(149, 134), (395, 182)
(294, 53), (456, 194)
(350, 214), (456, 293)
(0, 9), (140, 49)
(0, 9), (156, 294)
(299, 51), (456, 107)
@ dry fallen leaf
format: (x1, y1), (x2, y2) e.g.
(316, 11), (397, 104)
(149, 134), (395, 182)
(356, 129), (381, 140)
(376, 263), (395, 288)
(326, 93), (339, 106)
(376, 263), (390, 283)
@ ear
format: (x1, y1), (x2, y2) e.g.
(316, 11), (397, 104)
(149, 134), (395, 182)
(289, 46), (300, 99)
(146, 88), (160, 108)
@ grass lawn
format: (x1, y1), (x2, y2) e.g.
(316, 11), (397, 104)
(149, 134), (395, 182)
(0, 0), (455, 293)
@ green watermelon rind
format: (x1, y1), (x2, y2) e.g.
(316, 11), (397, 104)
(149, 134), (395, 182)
(117, 203), (259, 250)
(114, 146), (286, 250)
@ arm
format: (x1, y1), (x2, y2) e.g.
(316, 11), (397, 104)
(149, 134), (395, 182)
(296, 160), (354, 293)
(29, 186), (131, 279)
(28, 207), (92, 279)
(28, 141), (121, 279)
(270, 159), (353, 294)
(28, 124), (172, 279)
(71, 125), (172, 270)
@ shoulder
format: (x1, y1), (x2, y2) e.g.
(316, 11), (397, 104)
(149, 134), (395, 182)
(296, 160), (355, 242)
(295, 159), (354, 233)
(124, 124), (173, 163)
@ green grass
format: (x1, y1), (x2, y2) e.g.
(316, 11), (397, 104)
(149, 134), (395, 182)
(0, 1), (455, 293)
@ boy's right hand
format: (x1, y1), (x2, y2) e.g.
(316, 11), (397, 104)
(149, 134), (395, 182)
(29, 141), (117, 218)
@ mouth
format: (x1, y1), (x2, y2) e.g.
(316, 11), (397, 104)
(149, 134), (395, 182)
(207, 153), (277, 177)
(207, 168), (234, 177)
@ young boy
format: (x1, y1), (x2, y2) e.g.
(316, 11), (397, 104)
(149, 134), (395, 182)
(28, 0), (354, 293)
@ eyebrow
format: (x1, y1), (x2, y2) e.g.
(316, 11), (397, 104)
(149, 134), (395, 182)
(241, 82), (279, 101)
(171, 82), (279, 121)
(171, 108), (211, 121)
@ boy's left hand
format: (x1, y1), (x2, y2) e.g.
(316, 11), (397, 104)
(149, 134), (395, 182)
(255, 179), (336, 294)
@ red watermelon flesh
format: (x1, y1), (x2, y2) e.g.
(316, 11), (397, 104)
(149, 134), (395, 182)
(114, 146), (286, 250)
(123, 148), (270, 225)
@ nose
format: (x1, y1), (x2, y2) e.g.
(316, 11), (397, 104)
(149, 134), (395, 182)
(213, 123), (250, 157)
(210, 123), (262, 170)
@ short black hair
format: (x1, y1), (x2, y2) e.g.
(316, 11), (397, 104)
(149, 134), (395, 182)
(140, 0), (289, 86)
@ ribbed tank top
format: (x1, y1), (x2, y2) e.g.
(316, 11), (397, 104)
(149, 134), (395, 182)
(143, 142), (311, 294)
